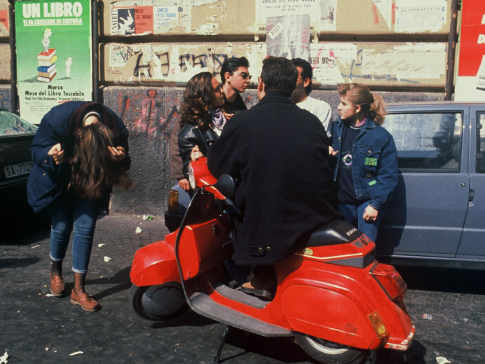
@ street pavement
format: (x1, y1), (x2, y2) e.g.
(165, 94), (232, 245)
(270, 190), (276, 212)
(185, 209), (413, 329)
(1, 214), (485, 364)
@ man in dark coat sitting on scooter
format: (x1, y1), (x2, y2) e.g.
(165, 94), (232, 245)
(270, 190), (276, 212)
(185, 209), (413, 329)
(208, 56), (339, 291)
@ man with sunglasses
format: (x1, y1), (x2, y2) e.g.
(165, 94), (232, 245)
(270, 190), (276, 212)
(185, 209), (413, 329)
(220, 56), (250, 117)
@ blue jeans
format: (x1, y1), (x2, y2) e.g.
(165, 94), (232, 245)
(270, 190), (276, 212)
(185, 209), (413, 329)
(338, 201), (382, 242)
(171, 184), (192, 208)
(48, 195), (98, 273)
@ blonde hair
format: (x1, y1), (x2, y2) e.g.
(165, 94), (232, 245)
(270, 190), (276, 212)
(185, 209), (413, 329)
(337, 83), (386, 125)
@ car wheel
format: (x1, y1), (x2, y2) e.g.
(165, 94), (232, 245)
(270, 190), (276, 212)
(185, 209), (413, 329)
(295, 333), (367, 364)
(131, 282), (187, 321)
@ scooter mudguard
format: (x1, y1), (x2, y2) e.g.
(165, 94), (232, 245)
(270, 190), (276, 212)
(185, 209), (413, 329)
(129, 241), (179, 287)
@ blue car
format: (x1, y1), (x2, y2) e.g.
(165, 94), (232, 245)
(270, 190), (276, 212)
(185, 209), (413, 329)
(377, 102), (485, 269)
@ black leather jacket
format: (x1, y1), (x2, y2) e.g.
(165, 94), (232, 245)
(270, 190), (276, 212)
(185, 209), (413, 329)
(178, 123), (219, 179)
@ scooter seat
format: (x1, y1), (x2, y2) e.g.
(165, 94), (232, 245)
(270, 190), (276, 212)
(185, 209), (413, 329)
(307, 219), (361, 247)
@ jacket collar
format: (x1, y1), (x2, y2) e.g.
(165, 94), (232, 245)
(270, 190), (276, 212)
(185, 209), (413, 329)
(258, 91), (293, 106)
(336, 116), (377, 129)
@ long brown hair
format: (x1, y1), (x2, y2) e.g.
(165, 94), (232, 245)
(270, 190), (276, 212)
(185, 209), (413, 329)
(337, 83), (386, 125)
(69, 114), (130, 200)
(180, 72), (217, 129)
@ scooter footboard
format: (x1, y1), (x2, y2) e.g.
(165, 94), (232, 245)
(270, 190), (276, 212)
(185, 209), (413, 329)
(130, 241), (179, 287)
(282, 284), (381, 350)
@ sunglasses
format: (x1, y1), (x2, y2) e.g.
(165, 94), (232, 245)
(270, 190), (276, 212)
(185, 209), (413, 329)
(239, 72), (252, 80)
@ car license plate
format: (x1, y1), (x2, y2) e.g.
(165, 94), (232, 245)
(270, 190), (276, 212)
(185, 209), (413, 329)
(3, 161), (33, 179)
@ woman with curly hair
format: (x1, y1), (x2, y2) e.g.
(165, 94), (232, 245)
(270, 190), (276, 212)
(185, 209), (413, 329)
(27, 102), (131, 312)
(164, 72), (224, 231)
(330, 83), (398, 242)
(176, 71), (225, 190)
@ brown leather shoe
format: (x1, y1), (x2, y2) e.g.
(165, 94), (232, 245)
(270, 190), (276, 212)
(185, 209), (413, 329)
(50, 273), (65, 297)
(70, 290), (100, 312)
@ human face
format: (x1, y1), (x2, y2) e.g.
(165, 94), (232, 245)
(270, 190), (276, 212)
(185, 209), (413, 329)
(225, 66), (251, 92)
(337, 93), (359, 121)
(211, 77), (225, 107)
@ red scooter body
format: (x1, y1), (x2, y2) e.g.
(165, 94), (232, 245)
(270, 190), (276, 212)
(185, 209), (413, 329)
(130, 157), (414, 363)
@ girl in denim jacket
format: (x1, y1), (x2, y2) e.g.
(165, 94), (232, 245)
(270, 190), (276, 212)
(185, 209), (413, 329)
(330, 83), (398, 242)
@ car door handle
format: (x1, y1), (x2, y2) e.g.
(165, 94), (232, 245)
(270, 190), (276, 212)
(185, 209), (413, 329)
(459, 182), (466, 188)
(469, 188), (475, 202)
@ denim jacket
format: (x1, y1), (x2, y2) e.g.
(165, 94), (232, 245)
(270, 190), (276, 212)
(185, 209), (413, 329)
(330, 117), (399, 210)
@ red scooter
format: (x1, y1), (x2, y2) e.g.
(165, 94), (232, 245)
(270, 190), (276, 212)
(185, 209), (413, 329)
(130, 157), (414, 364)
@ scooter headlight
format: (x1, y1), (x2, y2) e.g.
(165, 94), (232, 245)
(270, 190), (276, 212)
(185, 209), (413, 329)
(188, 163), (196, 190)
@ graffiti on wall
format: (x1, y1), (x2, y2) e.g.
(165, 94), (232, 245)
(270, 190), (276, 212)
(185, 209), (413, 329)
(111, 88), (183, 179)
(129, 50), (229, 79)
(107, 43), (265, 83)
(116, 89), (181, 139)
(107, 42), (447, 87)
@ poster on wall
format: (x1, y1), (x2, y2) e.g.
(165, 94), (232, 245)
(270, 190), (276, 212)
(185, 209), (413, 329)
(15, 0), (93, 123)
(256, 0), (320, 25)
(0, 9), (8, 35)
(455, 2), (485, 101)
(266, 14), (310, 60)
(394, 0), (447, 33)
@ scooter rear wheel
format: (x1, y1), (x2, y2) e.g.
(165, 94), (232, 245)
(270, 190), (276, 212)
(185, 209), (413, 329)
(131, 283), (187, 321)
(295, 333), (367, 364)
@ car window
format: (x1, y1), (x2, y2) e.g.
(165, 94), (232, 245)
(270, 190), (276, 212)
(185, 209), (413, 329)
(0, 110), (37, 136)
(476, 113), (485, 173)
(385, 112), (462, 172)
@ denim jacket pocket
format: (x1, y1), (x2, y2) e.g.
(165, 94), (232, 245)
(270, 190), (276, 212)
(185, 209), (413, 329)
(359, 146), (380, 178)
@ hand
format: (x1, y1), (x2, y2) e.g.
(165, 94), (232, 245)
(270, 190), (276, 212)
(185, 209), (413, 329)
(178, 178), (190, 191)
(48, 143), (64, 165)
(108, 146), (126, 161)
(363, 205), (379, 222)
(190, 145), (203, 161)
(223, 111), (234, 120)
(329, 146), (338, 156)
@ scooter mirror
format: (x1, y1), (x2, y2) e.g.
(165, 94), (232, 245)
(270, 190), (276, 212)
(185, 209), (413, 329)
(214, 174), (235, 200)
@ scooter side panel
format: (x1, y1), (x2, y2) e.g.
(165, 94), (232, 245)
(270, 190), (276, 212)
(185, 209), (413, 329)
(129, 241), (179, 287)
(281, 283), (381, 350)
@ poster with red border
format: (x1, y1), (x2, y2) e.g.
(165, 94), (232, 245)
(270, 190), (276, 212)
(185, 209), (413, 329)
(0, 9), (9, 34)
(455, 1), (485, 100)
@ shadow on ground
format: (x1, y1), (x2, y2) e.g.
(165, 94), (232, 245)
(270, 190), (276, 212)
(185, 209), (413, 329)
(397, 266), (485, 294)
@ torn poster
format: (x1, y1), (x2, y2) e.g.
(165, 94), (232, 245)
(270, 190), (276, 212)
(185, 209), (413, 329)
(257, 0), (320, 25)
(395, 0), (447, 33)
(320, 0), (337, 31)
(266, 14), (310, 60)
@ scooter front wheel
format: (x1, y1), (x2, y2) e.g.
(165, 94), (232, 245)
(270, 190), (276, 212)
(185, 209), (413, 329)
(295, 333), (367, 364)
(131, 282), (187, 321)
